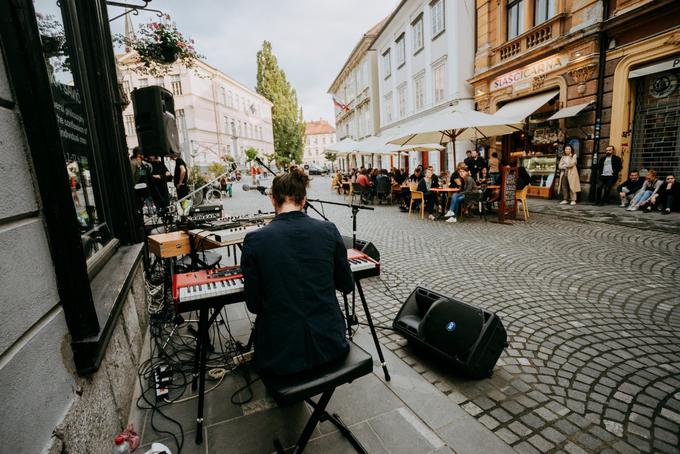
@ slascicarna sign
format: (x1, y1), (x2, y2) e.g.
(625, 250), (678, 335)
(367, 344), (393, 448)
(491, 55), (568, 91)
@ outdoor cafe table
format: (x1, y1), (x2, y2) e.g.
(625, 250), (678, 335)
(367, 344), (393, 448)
(429, 187), (460, 216)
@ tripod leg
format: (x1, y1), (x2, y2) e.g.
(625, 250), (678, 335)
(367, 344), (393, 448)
(355, 281), (390, 381)
(195, 307), (208, 444)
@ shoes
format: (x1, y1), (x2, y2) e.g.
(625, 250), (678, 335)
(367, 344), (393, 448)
(629, 206), (639, 211)
(620, 203), (626, 208)
(444, 210), (455, 218)
(560, 200), (569, 205)
(662, 209), (671, 215)
(570, 201), (576, 206)
(446, 217), (457, 223)
(428, 214), (436, 221)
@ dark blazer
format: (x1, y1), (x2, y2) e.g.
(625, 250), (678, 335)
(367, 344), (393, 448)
(241, 211), (354, 375)
(416, 176), (439, 193)
(597, 154), (623, 178)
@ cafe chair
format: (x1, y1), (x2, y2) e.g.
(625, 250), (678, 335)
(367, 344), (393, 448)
(409, 188), (425, 218)
(351, 183), (369, 205)
(260, 343), (373, 454)
(515, 186), (529, 220)
(375, 178), (392, 204)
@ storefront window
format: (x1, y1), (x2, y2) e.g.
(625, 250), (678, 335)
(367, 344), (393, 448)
(35, 0), (112, 261)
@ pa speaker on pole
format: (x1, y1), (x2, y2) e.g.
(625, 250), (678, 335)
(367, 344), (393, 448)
(131, 86), (180, 157)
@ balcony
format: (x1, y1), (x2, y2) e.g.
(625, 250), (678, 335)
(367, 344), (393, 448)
(492, 14), (567, 66)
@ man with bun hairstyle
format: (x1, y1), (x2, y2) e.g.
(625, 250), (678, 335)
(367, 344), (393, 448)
(241, 171), (355, 375)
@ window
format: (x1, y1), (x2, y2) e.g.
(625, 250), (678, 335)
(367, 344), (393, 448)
(412, 15), (424, 53)
(398, 84), (407, 118)
(124, 115), (135, 136)
(122, 80), (131, 96)
(382, 49), (392, 78)
(433, 61), (447, 103)
(139, 78), (148, 87)
(155, 76), (164, 87)
(171, 75), (182, 95)
(224, 116), (229, 133)
(507, 0), (525, 39)
(534, 0), (557, 24)
(396, 34), (406, 68)
(431, 0), (445, 37)
(414, 74), (425, 110)
(227, 90), (233, 107)
(220, 86), (227, 105)
(176, 108), (185, 137)
(384, 92), (393, 123)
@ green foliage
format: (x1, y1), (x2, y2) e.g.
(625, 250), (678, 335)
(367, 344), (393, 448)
(273, 153), (291, 168)
(244, 147), (259, 163)
(256, 41), (305, 164)
(189, 165), (207, 187)
(324, 152), (337, 162)
(221, 154), (235, 163)
(207, 162), (226, 177)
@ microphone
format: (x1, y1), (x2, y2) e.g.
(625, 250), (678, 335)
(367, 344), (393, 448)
(242, 183), (269, 195)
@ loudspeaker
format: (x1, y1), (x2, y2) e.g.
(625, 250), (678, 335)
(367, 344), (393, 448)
(393, 287), (507, 378)
(342, 236), (380, 262)
(131, 86), (180, 157)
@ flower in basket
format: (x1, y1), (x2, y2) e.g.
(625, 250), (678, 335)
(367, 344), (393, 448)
(115, 15), (203, 77)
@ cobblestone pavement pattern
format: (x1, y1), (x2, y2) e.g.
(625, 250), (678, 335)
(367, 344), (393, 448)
(222, 176), (680, 453)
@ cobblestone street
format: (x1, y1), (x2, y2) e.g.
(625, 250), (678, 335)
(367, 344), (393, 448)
(223, 176), (680, 453)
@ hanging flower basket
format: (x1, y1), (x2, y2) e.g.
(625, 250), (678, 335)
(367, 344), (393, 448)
(115, 15), (203, 77)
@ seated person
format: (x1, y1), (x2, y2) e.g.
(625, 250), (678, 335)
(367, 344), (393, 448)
(445, 168), (479, 223)
(439, 170), (450, 187)
(331, 171), (342, 193)
(617, 170), (644, 208)
(416, 168), (440, 219)
(476, 166), (490, 185)
(375, 169), (391, 201)
(628, 170), (662, 211)
(409, 165), (424, 183)
(241, 171), (355, 375)
(355, 168), (373, 201)
(448, 162), (468, 190)
(645, 174), (678, 214)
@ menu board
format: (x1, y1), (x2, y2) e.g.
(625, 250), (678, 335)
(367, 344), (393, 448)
(498, 166), (518, 223)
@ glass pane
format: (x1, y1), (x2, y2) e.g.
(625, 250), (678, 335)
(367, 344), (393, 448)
(508, 5), (518, 39)
(535, 0), (547, 24)
(35, 1), (112, 260)
(548, 0), (557, 18)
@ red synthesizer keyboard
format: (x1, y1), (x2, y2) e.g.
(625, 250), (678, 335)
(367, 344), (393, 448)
(171, 249), (379, 310)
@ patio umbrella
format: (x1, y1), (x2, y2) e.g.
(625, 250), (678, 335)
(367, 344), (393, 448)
(325, 138), (359, 153)
(387, 108), (522, 147)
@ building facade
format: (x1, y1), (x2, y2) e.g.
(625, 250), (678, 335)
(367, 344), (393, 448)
(602, 0), (680, 181)
(471, 0), (680, 198)
(303, 119), (337, 167)
(374, 0), (476, 172)
(118, 55), (274, 169)
(328, 17), (387, 169)
(1, 1), (148, 452)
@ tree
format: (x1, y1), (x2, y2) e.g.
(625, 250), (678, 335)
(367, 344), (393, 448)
(207, 162), (226, 178)
(244, 147), (259, 184)
(324, 152), (337, 171)
(256, 41), (305, 164)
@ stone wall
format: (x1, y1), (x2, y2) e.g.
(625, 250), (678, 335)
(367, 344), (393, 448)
(0, 32), (148, 454)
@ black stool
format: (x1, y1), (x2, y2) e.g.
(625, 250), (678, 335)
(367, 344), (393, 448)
(260, 343), (373, 454)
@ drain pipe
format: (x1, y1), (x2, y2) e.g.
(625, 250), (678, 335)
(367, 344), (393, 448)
(589, 0), (610, 201)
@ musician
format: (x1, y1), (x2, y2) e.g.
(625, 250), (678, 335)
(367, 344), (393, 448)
(241, 171), (355, 375)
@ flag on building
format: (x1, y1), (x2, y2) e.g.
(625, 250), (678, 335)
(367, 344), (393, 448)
(333, 97), (349, 115)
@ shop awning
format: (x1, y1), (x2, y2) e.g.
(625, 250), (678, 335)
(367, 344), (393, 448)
(547, 101), (593, 120)
(493, 90), (559, 123)
(629, 57), (680, 78)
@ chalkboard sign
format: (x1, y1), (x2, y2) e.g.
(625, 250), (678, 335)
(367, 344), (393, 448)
(498, 166), (518, 223)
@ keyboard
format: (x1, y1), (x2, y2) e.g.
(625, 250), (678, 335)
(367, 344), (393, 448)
(172, 266), (245, 312)
(347, 248), (380, 280)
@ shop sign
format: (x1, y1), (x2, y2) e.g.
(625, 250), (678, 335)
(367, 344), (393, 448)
(491, 55), (567, 92)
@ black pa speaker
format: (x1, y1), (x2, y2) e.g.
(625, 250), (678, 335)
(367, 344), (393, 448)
(131, 86), (180, 157)
(341, 236), (380, 262)
(393, 287), (507, 378)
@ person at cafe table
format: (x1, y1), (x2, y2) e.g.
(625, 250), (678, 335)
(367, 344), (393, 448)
(417, 167), (440, 220)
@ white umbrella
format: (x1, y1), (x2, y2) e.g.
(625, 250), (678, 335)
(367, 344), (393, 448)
(387, 108), (522, 146)
(325, 138), (359, 153)
(355, 136), (403, 154)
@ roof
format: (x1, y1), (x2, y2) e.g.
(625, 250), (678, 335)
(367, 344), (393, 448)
(305, 119), (336, 135)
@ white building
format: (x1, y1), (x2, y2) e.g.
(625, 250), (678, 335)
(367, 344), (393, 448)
(303, 119), (336, 167)
(374, 0), (475, 172)
(117, 54), (274, 169)
(328, 17), (387, 169)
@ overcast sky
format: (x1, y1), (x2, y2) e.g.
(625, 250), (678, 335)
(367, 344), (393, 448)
(110, 0), (398, 126)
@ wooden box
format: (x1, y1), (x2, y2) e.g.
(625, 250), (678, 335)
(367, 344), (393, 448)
(148, 231), (191, 258)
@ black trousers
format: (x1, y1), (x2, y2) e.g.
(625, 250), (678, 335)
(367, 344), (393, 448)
(596, 176), (617, 203)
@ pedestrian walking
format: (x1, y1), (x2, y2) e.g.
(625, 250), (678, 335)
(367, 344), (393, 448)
(557, 145), (580, 205)
(595, 144), (623, 205)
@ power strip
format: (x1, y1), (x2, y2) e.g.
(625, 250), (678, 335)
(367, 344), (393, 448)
(232, 350), (254, 365)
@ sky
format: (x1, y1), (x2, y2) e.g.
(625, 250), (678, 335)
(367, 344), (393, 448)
(109, 0), (398, 126)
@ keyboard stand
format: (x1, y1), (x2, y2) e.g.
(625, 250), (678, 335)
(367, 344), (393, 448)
(343, 281), (391, 382)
